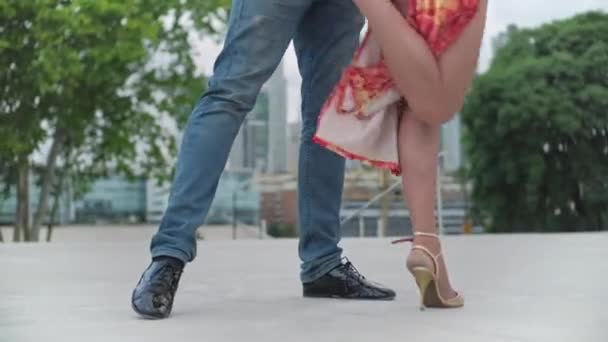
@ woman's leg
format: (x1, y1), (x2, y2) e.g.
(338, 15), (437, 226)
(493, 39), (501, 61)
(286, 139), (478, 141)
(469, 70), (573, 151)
(398, 110), (458, 299)
(352, 0), (487, 125)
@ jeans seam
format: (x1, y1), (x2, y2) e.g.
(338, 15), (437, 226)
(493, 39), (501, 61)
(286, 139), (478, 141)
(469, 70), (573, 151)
(303, 55), (314, 232)
(222, 0), (244, 78)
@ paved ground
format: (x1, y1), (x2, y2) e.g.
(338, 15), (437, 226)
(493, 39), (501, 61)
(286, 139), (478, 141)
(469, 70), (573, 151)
(0, 224), (265, 243)
(1, 228), (607, 342)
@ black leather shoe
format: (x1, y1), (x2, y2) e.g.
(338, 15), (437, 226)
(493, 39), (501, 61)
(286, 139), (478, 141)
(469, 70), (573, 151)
(131, 257), (184, 319)
(303, 258), (396, 300)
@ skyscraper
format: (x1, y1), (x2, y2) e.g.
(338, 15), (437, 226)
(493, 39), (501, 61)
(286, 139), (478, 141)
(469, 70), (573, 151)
(287, 121), (301, 175)
(228, 92), (270, 171)
(441, 113), (463, 173)
(492, 24), (518, 54)
(228, 59), (288, 174)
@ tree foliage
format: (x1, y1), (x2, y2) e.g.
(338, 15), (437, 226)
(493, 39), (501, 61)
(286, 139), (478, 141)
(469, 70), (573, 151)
(0, 0), (230, 241)
(462, 12), (608, 232)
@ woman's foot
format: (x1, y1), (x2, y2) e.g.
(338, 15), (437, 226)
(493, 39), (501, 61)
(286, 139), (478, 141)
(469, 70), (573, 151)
(408, 234), (458, 298)
(401, 232), (463, 308)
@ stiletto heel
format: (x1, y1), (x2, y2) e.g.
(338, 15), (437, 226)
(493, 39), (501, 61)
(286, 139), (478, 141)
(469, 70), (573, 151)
(410, 267), (434, 310)
(393, 232), (464, 309)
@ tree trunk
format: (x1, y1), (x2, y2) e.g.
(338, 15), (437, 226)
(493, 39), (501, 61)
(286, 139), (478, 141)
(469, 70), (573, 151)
(46, 163), (67, 243)
(0, 227), (4, 242)
(31, 129), (65, 242)
(14, 154), (30, 242)
(46, 189), (61, 243)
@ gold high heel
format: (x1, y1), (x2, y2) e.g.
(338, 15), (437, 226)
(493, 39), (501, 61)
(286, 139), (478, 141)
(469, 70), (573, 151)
(393, 232), (464, 310)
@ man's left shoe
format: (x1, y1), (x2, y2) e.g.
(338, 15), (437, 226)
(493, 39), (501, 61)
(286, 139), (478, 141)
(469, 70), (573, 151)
(131, 256), (184, 319)
(303, 258), (396, 300)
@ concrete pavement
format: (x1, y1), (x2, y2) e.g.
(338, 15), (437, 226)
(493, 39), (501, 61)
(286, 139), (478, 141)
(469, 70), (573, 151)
(1, 229), (607, 342)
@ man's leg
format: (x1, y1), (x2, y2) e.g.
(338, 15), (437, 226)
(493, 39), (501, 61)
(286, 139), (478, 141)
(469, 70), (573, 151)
(294, 0), (395, 301)
(133, 0), (312, 319)
(294, 0), (364, 283)
(150, 0), (310, 263)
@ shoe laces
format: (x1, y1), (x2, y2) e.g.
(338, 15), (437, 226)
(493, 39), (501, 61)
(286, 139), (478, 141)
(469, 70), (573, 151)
(341, 257), (366, 281)
(153, 262), (182, 292)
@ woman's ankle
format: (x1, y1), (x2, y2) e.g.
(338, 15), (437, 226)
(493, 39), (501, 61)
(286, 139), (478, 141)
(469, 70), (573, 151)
(412, 234), (441, 255)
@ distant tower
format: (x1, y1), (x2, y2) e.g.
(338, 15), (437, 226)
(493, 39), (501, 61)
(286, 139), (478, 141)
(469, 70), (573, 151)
(287, 121), (301, 175)
(492, 24), (518, 54)
(441, 113), (463, 173)
(229, 127), (247, 171)
(228, 60), (287, 174)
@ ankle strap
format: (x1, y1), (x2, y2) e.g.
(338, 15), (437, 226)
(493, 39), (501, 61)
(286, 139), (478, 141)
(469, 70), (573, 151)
(390, 232), (440, 245)
(414, 232), (439, 239)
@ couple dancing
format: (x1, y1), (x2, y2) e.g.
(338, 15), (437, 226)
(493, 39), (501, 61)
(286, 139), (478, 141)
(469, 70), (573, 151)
(132, 0), (487, 318)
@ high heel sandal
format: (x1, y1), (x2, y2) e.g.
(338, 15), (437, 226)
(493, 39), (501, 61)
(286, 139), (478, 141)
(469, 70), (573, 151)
(393, 232), (464, 310)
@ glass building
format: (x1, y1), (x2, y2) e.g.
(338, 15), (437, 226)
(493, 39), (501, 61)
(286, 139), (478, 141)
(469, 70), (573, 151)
(229, 91), (270, 172)
(206, 170), (260, 225)
(146, 170), (260, 226)
(72, 176), (147, 223)
(228, 60), (288, 174)
(0, 173), (71, 225)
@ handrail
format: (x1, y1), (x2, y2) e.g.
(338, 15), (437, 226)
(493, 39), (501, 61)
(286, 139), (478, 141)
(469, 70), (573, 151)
(340, 180), (402, 226)
(340, 152), (446, 235)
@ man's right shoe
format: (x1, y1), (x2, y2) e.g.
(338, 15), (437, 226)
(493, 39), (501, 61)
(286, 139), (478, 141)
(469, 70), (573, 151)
(131, 257), (184, 319)
(303, 258), (396, 300)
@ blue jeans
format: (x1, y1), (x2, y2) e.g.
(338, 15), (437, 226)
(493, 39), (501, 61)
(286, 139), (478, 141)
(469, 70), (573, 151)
(150, 0), (364, 283)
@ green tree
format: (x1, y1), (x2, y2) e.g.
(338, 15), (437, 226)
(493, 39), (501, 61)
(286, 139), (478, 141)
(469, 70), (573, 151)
(0, 0), (230, 241)
(462, 12), (608, 232)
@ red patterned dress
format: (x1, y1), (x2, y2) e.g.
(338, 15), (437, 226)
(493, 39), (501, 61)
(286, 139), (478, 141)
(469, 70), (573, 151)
(313, 0), (480, 175)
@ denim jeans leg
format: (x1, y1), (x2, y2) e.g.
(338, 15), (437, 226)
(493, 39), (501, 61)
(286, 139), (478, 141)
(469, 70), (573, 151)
(294, 0), (365, 283)
(150, 0), (311, 263)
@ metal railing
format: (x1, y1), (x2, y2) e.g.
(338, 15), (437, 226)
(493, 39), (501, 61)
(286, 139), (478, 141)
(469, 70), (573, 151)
(340, 153), (445, 237)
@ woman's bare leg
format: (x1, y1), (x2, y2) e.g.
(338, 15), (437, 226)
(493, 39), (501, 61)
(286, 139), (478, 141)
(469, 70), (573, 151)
(352, 0), (487, 124)
(398, 109), (457, 299)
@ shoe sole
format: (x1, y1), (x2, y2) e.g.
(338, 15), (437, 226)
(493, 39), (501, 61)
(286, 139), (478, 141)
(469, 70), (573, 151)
(131, 301), (171, 320)
(303, 293), (396, 301)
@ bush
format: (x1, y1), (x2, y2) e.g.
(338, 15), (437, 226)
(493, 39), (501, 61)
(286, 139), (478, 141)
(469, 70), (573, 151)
(267, 223), (297, 238)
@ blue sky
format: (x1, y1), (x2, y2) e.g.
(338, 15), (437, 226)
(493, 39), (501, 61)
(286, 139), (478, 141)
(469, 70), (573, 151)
(193, 0), (608, 122)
